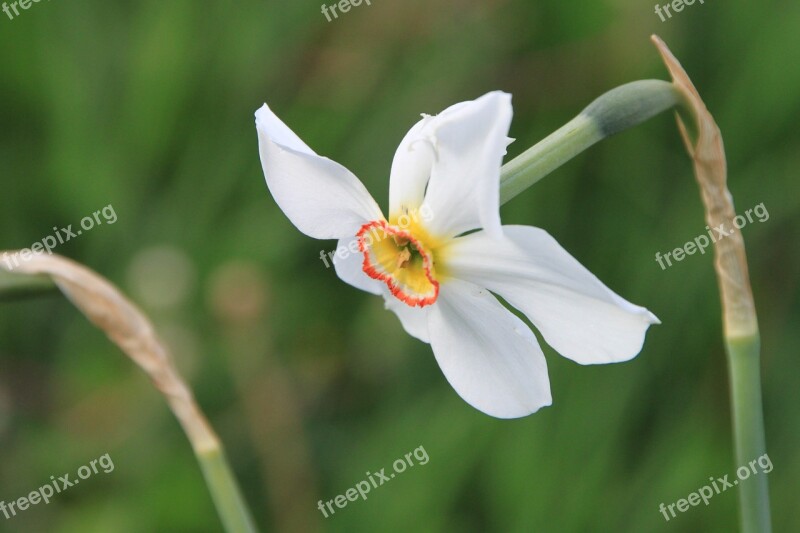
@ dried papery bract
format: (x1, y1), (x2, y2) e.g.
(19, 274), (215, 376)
(0, 252), (258, 533)
(651, 35), (757, 339)
(651, 35), (771, 533)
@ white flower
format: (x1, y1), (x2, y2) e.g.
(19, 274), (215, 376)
(255, 92), (659, 419)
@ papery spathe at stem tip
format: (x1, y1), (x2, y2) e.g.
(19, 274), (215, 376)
(651, 34), (758, 339)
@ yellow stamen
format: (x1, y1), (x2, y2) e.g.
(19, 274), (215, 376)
(396, 247), (411, 269)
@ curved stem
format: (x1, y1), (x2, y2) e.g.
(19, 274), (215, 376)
(1, 253), (259, 533)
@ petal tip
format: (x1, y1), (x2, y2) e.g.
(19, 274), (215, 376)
(482, 397), (552, 419)
(254, 103), (273, 125)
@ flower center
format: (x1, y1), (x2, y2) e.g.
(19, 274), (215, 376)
(357, 220), (439, 307)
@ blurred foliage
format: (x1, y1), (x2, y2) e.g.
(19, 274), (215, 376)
(1, 0), (798, 531)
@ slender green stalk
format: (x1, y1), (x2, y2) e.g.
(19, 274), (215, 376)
(499, 79), (682, 205)
(726, 334), (770, 532)
(499, 114), (601, 204)
(198, 446), (259, 533)
(651, 35), (771, 532)
(496, 38), (772, 531)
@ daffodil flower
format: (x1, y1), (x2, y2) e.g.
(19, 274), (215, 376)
(255, 92), (659, 418)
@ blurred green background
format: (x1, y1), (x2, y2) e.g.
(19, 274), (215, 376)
(1, 0), (797, 531)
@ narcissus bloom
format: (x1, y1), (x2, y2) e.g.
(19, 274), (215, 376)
(255, 92), (659, 418)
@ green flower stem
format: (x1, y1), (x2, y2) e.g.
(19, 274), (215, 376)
(726, 334), (770, 532)
(499, 79), (682, 205)
(654, 35), (770, 532)
(499, 114), (599, 205)
(497, 36), (772, 531)
(197, 445), (259, 533)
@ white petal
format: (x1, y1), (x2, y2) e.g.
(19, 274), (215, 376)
(444, 226), (660, 365)
(428, 279), (552, 418)
(421, 92), (513, 239)
(383, 290), (431, 343)
(255, 104), (383, 240)
(332, 237), (382, 295)
(388, 114), (437, 217)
